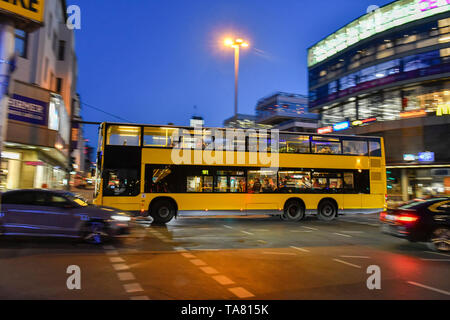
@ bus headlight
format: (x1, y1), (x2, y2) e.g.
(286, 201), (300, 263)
(111, 215), (131, 222)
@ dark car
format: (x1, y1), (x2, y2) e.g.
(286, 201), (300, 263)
(0, 189), (133, 244)
(380, 197), (450, 252)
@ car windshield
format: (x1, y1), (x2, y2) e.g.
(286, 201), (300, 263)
(64, 192), (89, 207)
(399, 198), (448, 210)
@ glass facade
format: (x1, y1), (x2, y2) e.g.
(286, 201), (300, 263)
(320, 83), (450, 126)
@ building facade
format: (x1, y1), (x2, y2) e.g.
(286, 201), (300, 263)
(0, 0), (80, 190)
(308, 0), (450, 202)
(224, 92), (319, 132)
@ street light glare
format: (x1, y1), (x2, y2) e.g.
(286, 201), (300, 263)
(224, 38), (233, 47)
(223, 38), (250, 48)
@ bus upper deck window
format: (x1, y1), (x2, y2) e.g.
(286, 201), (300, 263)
(369, 140), (382, 157)
(312, 136), (341, 154)
(107, 126), (141, 146)
(144, 127), (178, 147)
(342, 139), (368, 156)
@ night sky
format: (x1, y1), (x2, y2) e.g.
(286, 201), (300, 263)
(67, 0), (393, 147)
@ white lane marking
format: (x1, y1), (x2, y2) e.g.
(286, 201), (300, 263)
(223, 225), (233, 229)
(257, 240), (267, 244)
(228, 287), (255, 299)
(190, 259), (207, 266)
(241, 231), (254, 235)
(340, 255), (370, 259)
(333, 259), (361, 269)
(103, 245), (115, 250)
(112, 263), (130, 271)
(262, 251), (297, 256)
(130, 296), (150, 300)
(123, 283), (144, 293)
(340, 231), (364, 234)
(407, 281), (450, 296)
(174, 247), (187, 252)
(425, 251), (450, 257)
(333, 233), (353, 238)
(109, 257), (125, 263)
(290, 246), (310, 253)
(420, 259), (450, 262)
(290, 230), (313, 233)
(181, 253), (196, 259)
(105, 250), (119, 256)
(302, 226), (318, 231)
(212, 275), (235, 286)
(200, 266), (220, 275)
(117, 272), (136, 281)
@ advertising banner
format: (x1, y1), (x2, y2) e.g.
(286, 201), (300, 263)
(8, 94), (48, 126)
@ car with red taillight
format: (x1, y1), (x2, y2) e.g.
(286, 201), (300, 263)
(380, 197), (450, 252)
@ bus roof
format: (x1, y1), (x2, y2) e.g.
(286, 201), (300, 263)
(100, 121), (382, 141)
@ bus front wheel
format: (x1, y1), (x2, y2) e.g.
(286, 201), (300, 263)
(150, 200), (176, 224)
(317, 200), (337, 221)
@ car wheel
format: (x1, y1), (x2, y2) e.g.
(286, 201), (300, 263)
(150, 200), (175, 224)
(82, 222), (109, 244)
(281, 200), (305, 222)
(429, 227), (450, 253)
(318, 200), (337, 222)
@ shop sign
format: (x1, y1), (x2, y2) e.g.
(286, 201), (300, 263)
(418, 152), (435, 162)
(8, 94), (48, 126)
(333, 122), (350, 131)
(317, 126), (333, 134)
(400, 109), (427, 119)
(403, 154), (416, 161)
(436, 103), (450, 116)
(25, 161), (45, 166)
(445, 177), (450, 195)
(0, 0), (45, 23)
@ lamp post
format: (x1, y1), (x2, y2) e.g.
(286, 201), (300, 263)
(224, 38), (249, 119)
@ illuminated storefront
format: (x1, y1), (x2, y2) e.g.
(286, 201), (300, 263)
(308, 0), (450, 202)
(0, 82), (70, 191)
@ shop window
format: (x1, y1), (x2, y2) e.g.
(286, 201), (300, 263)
(107, 125), (141, 146)
(247, 169), (277, 193)
(103, 169), (140, 196)
(312, 136), (341, 154)
(343, 139), (368, 156)
(278, 171), (312, 193)
(279, 134), (310, 153)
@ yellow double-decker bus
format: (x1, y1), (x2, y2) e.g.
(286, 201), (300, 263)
(93, 122), (387, 224)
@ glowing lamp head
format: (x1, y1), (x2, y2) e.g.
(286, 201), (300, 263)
(224, 38), (233, 47)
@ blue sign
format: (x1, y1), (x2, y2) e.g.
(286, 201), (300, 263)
(333, 121), (350, 131)
(8, 94), (48, 126)
(418, 152), (435, 163)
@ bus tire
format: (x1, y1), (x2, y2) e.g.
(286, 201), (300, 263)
(282, 199), (305, 222)
(150, 199), (176, 224)
(317, 199), (337, 222)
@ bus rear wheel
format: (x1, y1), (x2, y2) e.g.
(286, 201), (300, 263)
(150, 200), (176, 224)
(317, 200), (337, 221)
(281, 200), (305, 222)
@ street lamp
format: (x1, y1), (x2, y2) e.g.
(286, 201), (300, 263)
(224, 38), (249, 119)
